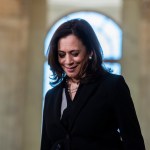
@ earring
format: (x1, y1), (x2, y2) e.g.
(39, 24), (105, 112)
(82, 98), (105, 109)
(89, 56), (92, 60)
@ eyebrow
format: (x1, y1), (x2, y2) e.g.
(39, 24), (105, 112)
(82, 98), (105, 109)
(58, 49), (80, 52)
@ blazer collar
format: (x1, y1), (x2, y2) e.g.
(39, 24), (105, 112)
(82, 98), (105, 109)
(68, 79), (102, 131)
(53, 74), (106, 132)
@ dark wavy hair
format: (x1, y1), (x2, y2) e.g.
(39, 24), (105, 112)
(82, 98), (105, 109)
(47, 18), (107, 86)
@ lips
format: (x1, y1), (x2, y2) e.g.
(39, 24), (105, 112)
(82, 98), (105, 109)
(65, 66), (77, 72)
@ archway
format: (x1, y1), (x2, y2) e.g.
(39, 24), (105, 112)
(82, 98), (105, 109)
(43, 11), (122, 97)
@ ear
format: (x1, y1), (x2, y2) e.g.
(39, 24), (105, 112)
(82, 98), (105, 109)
(89, 51), (93, 57)
(88, 51), (93, 60)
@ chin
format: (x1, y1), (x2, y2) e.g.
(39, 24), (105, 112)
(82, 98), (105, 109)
(67, 74), (78, 79)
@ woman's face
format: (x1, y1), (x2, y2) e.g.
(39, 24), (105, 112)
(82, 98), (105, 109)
(58, 34), (87, 80)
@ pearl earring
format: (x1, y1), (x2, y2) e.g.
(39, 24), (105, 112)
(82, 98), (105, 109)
(89, 56), (92, 60)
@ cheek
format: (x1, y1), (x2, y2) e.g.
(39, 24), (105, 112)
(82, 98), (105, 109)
(58, 58), (63, 65)
(75, 55), (86, 63)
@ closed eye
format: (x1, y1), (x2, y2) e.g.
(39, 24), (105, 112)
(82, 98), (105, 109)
(71, 50), (79, 57)
(58, 51), (65, 58)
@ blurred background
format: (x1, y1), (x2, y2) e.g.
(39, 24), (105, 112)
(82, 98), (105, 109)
(0, 0), (150, 150)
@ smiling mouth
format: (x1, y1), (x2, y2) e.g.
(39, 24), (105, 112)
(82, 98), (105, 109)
(65, 66), (77, 72)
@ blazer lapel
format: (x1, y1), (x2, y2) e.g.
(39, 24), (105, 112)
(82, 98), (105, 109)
(68, 79), (102, 131)
(53, 82), (68, 133)
(54, 85), (63, 120)
(52, 74), (107, 133)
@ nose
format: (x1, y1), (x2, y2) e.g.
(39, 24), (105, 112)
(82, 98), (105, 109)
(65, 54), (73, 65)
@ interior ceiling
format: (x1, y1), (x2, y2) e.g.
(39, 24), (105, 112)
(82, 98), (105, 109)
(48, 0), (123, 7)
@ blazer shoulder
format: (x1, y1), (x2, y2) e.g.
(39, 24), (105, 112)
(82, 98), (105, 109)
(103, 73), (132, 97)
(44, 81), (63, 105)
(45, 81), (63, 97)
(101, 73), (128, 90)
(102, 73), (124, 83)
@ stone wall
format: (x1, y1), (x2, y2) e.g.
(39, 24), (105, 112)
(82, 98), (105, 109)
(122, 0), (150, 149)
(139, 0), (150, 149)
(0, 0), (150, 150)
(0, 0), (46, 150)
(0, 0), (29, 149)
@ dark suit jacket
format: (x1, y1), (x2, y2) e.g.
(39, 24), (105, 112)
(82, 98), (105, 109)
(41, 73), (145, 150)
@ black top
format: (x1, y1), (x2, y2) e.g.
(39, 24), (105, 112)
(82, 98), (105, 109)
(60, 81), (80, 131)
(41, 73), (145, 150)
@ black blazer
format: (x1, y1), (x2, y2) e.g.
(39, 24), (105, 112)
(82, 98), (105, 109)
(41, 73), (145, 150)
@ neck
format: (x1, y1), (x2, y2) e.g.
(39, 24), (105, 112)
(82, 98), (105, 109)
(68, 78), (80, 84)
(66, 78), (80, 100)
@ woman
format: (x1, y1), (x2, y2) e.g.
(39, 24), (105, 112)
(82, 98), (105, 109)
(41, 19), (145, 150)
